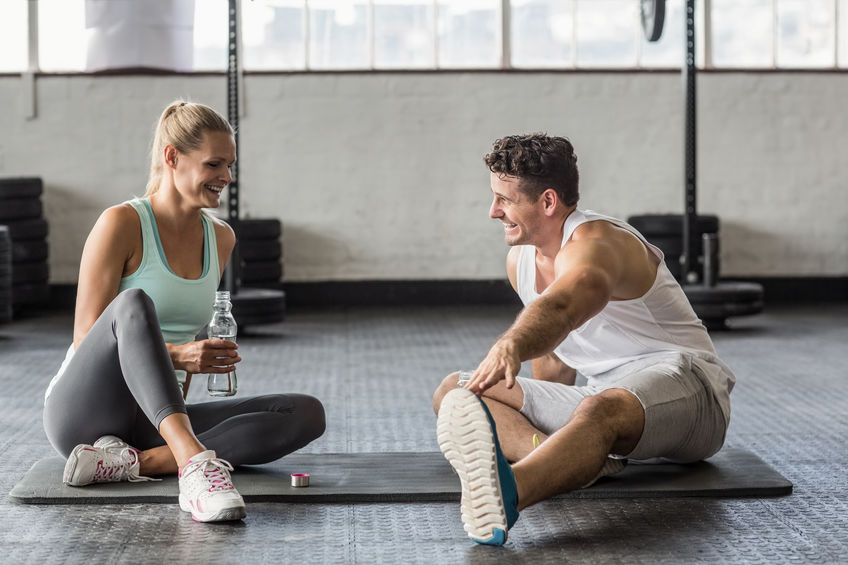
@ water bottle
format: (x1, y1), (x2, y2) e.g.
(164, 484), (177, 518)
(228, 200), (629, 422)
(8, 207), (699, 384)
(207, 290), (238, 397)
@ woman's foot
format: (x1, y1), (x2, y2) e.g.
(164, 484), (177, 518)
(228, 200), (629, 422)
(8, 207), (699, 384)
(178, 450), (246, 522)
(63, 435), (157, 486)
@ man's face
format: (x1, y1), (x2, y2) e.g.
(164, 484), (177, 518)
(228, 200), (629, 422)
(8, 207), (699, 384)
(488, 172), (543, 246)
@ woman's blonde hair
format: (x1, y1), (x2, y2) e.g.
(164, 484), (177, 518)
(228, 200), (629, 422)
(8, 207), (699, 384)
(145, 100), (234, 196)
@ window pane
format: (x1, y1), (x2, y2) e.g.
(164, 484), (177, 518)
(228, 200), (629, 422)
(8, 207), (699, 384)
(711, 0), (773, 67)
(39, 0), (86, 72)
(777, 0), (835, 67)
(639, 0), (684, 68)
(437, 0), (499, 68)
(511, 0), (575, 68)
(841, 0), (848, 67)
(193, 0), (229, 71)
(0, 0), (28, 72)
(374, 1), (433, 68)
(575, 0), (638, 68)
(242, 0), (306, 71)
(309, 1), (369, 69)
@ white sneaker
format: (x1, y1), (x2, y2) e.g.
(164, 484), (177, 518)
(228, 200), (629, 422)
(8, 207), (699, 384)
(63, 436), (158, 486)
(582, 457), (628, 489)
(178, 450), (246, 522)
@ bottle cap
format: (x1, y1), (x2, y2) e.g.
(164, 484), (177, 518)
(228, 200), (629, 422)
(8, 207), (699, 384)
(291, 473), (310, 487)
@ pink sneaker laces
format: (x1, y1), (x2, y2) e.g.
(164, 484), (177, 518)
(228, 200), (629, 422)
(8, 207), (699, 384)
(92, 447), (157, 483)
(181, 456), (236, 493)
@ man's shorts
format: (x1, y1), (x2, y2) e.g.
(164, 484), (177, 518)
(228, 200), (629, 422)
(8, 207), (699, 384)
(517, 352), (729, 463)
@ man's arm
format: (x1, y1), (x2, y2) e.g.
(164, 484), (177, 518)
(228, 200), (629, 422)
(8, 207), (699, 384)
(532, 353), (577, 385)
(466, 236), (624, 392)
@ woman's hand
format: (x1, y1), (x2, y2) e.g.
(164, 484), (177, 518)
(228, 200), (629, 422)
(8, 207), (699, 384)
(168, 339), (242, 374)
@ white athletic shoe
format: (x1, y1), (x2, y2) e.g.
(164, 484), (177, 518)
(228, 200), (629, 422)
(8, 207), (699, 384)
(63, 436), (158, 486)
(178, 450), (246, 523)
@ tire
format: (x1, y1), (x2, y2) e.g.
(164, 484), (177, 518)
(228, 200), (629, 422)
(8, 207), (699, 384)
(0, 198), (43, 221)
(236, 219), (282, 240)
(12, 262), (49, 285)
(240, 260), (282, 283)
(628, 214), (719, 237)
(238, 240), (282, 262)
(12, 240), (48, 263)
(230, 288), (286, 319)
(0, 177), (43, 199)
(641, 0), (666, 42)
(3, 218), (48, 240)
(12, 282), (50, 305)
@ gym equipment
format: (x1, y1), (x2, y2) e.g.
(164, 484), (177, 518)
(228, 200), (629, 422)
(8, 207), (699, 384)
(640, 0), (666, 42)
(0, 226), (11, 323)
(0, 177), (50, 311)
(221, 1), (286, 327)
(637, 0), (763, 329)
(11, 447), (791, 504)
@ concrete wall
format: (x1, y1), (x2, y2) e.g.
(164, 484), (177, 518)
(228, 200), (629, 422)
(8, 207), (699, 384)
(0, 71), (845, 283)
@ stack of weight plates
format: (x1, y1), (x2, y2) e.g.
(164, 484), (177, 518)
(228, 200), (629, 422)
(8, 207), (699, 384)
(237, 219), (284, 289)
(0, 178), (50, 313)
(0, 226), (12, 324)
(230, 218), (286, 328)
(627, 214), (720, 283)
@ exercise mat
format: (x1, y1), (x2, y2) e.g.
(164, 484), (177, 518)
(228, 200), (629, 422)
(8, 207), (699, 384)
(10, 447), (791, 504)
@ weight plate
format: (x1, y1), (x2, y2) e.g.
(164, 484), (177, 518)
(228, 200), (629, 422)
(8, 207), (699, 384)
(0, 198), (43, 221)
(236, 219), (282, 240)
(628, 214), (719, 237)
(240, 260), (282, 283)
(12, 240), (48, 263)
(239, 240), (282, 262)
(12, 262), (49, 284)
(0, 177), (43, 199)
(683, 281), (764, 305)
(2, 218), (49, 240)
(12, 282), (50, 304)
(641, 0), (666, 42)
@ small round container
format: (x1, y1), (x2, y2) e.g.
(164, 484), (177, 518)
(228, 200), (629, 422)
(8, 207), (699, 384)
(457, 370), (473, 388)
(291, 473), (310, 487)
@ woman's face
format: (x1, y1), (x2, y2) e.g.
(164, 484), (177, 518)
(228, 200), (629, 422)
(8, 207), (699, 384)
(170, 130), (236, 209)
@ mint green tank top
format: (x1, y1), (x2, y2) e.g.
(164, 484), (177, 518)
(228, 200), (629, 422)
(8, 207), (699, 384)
(119, 198), (220, 346)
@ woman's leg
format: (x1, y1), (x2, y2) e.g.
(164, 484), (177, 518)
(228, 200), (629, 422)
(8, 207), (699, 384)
(43, 288), (204, 470)
(182, 394), (326, 466)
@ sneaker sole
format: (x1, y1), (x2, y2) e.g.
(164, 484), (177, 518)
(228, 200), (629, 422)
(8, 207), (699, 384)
(437, 388), (509, 544)
(179, 494), (246, 523)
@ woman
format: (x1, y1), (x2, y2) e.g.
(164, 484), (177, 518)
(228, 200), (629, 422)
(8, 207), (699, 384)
(43, 101), (325, 523)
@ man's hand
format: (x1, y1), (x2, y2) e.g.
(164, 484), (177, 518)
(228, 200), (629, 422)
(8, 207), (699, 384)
(168, 339), (241, 374)
(465, 338), (522, 394)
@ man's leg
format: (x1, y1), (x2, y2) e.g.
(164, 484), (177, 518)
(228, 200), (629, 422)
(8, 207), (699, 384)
(434, 372), (546, 462)
(512, 388), (643, 509)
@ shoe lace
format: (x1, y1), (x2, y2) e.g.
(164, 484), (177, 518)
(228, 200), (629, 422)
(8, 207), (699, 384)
(92, 447), (158, 483)
(184, 456), (236, 493)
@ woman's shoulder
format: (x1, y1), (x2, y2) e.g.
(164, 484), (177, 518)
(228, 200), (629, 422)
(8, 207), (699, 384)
(207, 214), (236, 248)
(95, 202), (141, 236)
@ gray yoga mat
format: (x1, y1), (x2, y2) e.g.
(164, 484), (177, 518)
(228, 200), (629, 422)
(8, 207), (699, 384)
(9, 447), (791, 504)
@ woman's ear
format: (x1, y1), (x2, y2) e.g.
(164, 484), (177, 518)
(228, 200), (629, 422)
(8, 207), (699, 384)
(164, 146), (178, 169)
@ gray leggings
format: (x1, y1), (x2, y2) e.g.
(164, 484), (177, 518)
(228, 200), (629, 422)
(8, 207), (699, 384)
(43, 288), (326, 466)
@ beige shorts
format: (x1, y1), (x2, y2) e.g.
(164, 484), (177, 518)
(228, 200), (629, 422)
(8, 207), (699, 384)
(517, 353), (729, 463)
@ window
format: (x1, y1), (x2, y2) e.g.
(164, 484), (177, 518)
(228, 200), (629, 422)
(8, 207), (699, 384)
(6, 0), (848, 72)
(0, 0), (28, 72)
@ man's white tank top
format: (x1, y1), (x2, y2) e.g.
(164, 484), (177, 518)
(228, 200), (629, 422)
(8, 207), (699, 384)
(515, 209), (735, 419)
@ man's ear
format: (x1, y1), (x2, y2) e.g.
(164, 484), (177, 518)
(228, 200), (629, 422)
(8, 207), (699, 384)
(541, 189), (559, 216)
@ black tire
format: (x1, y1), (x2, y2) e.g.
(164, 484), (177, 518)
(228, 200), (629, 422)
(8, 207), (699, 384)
(12, 262), (49, 285)
(628, 214), (719, 237)
(236, 219), (282, 240)
(0, 198), (43, 221)
(12, 282), (50, 305)
(230, 288), (286, 318)
(0, 177), (43, 199)
(240, 260), (282, 283)
(239, 240), (282, 262)
(12, 240), (48, 263)
(3, 218), (49, 240)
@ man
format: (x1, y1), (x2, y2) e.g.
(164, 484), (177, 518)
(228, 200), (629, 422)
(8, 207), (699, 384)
(433, 133), (734, 546)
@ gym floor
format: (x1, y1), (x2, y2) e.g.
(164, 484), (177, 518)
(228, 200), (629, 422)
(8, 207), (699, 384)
(1, 300), (846, 564)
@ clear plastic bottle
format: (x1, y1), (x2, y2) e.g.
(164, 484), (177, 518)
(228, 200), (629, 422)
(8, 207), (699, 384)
(207, 290), (238, 397)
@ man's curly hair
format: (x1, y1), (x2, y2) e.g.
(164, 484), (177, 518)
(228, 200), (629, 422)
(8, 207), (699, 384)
(483, 133), (579, 206)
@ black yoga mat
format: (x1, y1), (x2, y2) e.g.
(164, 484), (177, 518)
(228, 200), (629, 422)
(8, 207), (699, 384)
(10, 447), (791, 504)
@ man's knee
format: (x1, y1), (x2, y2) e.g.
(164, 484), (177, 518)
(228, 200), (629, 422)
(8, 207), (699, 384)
(432, 372), (460, 414)
(574, 389), (645, 451)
